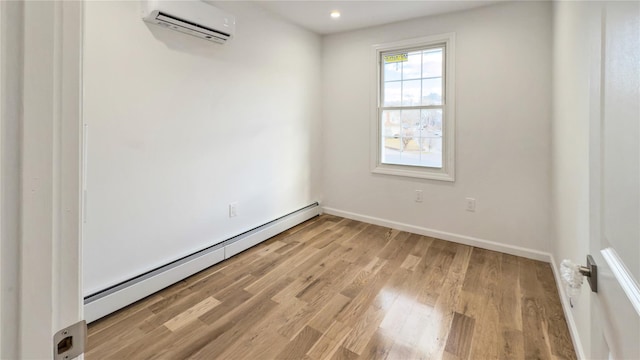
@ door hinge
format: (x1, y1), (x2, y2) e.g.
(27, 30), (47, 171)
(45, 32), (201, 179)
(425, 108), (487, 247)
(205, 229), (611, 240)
(53, 320), (87, 360)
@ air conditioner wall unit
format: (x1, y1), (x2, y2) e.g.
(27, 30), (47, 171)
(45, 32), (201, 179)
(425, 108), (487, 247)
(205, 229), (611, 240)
(142, 1), (235, 44)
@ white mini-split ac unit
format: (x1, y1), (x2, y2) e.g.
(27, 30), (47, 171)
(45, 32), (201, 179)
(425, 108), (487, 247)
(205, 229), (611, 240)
(142, 0), (235, 44)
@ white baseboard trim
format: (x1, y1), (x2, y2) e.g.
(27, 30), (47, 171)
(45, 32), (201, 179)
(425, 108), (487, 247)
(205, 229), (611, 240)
(549, 256), (587, 360)
(84, 203), (320, 323)
(322, 207), (551, 262)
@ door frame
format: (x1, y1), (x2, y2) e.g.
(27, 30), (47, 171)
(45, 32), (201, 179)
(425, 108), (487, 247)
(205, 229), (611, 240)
(7, 1), (84, 358)
(587, 4), (606, 357)
(0, 0), (4, 354)
(0, 1), (23, 358)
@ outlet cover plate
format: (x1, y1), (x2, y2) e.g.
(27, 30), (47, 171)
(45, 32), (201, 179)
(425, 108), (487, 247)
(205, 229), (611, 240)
(465, 198), (476, 212)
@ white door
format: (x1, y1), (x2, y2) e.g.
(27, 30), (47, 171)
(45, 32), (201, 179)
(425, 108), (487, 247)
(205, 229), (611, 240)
(13, 1), (84, 358)
(589, 1), (640, 358)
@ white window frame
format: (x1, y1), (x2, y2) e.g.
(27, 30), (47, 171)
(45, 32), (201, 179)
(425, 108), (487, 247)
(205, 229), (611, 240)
(370, 33), (455, 181)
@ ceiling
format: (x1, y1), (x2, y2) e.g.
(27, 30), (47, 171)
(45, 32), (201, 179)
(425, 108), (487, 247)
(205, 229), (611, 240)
(252, 1), (506, 35)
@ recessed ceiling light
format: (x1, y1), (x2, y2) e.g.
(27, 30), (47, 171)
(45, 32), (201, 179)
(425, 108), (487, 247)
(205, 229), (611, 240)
(330, 11), (341, 19)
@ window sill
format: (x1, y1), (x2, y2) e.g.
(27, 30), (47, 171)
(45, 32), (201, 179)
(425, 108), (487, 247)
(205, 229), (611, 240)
(372, 163), (455, 181)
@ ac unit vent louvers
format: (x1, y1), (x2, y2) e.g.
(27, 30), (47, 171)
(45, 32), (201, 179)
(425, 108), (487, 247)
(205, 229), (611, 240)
(155, 12), (231, 43)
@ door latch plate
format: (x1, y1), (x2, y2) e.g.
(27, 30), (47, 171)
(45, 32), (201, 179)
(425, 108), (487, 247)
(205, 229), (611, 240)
(53, 320), (87, 360)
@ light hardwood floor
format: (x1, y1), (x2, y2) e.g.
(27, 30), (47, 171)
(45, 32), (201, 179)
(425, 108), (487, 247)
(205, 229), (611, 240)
(87, 215), (576, 359)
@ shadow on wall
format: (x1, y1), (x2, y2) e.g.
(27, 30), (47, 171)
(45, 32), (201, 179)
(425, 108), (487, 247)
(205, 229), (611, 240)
(143, 23), (230, 58)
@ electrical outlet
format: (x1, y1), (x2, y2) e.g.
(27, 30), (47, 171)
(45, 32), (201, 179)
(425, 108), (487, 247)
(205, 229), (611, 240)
(229, 202), (237, 217)
(415, 190), (423, 202)
(466, 198), (476, 212)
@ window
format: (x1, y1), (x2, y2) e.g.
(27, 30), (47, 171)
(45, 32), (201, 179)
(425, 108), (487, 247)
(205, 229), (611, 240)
(371, 34), (455, 181)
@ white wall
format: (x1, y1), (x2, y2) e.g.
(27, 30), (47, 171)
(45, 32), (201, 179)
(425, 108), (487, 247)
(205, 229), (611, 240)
(83, 1), (322, 296)
(551, 2), (593, 358)
(322, 2), (553, 255)
(0, 1), (22, 358)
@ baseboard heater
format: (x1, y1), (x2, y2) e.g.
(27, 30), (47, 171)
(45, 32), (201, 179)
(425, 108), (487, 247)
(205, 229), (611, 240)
(84, 202), (320, 323)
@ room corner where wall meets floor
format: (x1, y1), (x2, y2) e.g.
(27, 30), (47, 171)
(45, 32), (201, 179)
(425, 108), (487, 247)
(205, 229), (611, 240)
(322, 207), (552, 263)
(86, 215), (576, 360)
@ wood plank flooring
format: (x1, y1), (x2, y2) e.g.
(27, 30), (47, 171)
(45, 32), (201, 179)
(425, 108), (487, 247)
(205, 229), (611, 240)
(86, 215), (576, 360)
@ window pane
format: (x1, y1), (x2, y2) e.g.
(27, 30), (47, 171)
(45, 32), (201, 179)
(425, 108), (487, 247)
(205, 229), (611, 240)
(422, 77), (442, 105)
(381, 109), (443, 168)
(384, 62), (402, 82)
(402, 80), (421, 106)
(401, 109), (420, 139)
(423, 48), (443, 78)
(383, 81), (401, 106)
(402, 51), (422, 80)
(382, 109), (429, 167)
(420, 109), (443, 168)
(381, 110), (402, 164)
(422, 108), (443, 133)
(381, 110), (401, 138)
